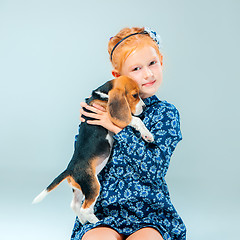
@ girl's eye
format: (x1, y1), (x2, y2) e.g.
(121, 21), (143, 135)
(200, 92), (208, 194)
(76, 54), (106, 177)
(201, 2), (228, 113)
(149, 61), (156, 66)
(132, 67), (140, 71)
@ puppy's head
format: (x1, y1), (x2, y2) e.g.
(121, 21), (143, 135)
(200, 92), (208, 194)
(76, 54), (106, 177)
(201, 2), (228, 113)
(107, 76), (145, 128)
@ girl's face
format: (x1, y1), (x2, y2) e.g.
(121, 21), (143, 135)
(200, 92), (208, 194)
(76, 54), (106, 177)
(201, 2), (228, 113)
(119, 45), (163, 99)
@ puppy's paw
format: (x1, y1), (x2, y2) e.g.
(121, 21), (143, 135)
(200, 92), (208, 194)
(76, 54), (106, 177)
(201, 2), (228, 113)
(142, 134), (154, 142)
(141, 131), (154, 142)
(78, 214), (87, 225)
(78, 207), (99, 224)
(87, 214), (99, 224)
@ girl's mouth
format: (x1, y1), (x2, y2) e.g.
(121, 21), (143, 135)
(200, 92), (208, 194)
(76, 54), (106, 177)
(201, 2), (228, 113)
(142, 80), (156, 87)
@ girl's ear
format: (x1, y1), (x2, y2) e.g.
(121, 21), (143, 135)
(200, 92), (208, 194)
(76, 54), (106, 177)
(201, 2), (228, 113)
(112, 69), (121, 78)
(160, 54), (163, 66)
(107, 88), (132, 128)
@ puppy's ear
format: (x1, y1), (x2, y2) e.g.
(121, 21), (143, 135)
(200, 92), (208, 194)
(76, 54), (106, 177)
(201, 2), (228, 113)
(107, 88), (132, 128)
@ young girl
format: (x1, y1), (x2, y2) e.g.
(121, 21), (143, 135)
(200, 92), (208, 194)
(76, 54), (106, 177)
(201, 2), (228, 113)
(71, 27), (186, 240)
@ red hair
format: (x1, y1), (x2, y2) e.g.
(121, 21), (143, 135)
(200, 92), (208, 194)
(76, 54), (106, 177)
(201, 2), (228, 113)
(108, 27), (163, 73)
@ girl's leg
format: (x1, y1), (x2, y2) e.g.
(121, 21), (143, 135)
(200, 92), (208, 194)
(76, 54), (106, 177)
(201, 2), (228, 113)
(82, 227), (125, 240)
(126, 227), (164, 240)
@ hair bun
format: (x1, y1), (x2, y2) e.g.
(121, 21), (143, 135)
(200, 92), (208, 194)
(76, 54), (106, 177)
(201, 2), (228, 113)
(144, 27), (162, 49)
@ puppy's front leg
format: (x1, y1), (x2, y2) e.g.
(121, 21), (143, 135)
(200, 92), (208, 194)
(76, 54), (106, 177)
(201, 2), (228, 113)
(129, 116), (154, 142)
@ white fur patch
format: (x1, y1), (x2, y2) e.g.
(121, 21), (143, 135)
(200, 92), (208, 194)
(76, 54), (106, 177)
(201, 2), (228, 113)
(96, 156), (109, 175)
(70, 188), (83, 215)
(96, 131), (114, 175)
(134, 98), (145, 116)
(95, 91), (109, 99)
(129, 116), (154, 142)
(32, 189), (48, 204)
(78, 204), (99, 224)
(106, 131), (114, 146)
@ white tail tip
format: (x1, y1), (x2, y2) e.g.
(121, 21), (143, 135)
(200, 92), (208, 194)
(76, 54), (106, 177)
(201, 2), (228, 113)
(32, 189), (48, 204)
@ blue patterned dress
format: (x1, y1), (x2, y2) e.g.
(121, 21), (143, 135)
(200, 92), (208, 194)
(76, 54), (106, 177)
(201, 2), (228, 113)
(71, 95), (186, 240)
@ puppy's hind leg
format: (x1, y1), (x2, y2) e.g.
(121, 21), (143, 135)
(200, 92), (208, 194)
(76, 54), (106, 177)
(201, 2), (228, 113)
(70, 188), (83, 216)
(78, 175), (100, 224)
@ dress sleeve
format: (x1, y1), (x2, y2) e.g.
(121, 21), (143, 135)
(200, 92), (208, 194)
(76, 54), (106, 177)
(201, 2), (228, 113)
(113, 104), (182, 180)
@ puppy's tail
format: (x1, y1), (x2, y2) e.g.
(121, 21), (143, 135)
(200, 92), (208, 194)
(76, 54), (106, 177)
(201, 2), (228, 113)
(32, 170), (69, 204)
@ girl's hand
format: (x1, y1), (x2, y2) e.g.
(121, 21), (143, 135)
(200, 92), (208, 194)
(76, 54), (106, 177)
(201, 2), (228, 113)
(79, 102), (123, 134)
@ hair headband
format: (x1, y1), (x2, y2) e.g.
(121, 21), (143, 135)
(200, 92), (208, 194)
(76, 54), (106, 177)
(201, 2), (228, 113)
(110, 27), (162, 61)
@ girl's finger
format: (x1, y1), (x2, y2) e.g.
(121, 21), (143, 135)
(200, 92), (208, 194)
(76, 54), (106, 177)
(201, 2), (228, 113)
(79, 108), (85, 117)
(80, 102), (87, 108)
(80, 107), (91, 117)
(81, 110), (101, 120)
(79, 108), (85, 122)
(84, 104), (103, 114)
(80, 116), (85, 122)
(92, 103), (106, 112)
(86, 120), (101, 125)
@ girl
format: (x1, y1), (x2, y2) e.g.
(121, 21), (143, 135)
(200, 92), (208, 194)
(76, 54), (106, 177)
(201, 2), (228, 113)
(71, 27), (186, 240)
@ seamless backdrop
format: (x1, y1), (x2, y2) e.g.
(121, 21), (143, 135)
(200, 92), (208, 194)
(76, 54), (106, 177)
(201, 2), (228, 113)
(0, 0), (239, 239)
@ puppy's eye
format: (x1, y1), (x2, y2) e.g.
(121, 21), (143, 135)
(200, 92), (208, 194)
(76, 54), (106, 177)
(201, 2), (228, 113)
(132, 93), (138, 98)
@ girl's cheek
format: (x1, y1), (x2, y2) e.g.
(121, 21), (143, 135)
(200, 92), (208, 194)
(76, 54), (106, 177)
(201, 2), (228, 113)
(129, 70), (142, 80)
(124, 72), (141, 86)
(125, 72), (136, 80)
(129, 75), (141, 86)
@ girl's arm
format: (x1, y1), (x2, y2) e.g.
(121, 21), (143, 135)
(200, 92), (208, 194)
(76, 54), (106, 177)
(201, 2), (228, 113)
(113, 104), (182, 180)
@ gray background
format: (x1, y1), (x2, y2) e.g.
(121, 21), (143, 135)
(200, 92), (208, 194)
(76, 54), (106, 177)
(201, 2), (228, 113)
(0, 0), (239, 239)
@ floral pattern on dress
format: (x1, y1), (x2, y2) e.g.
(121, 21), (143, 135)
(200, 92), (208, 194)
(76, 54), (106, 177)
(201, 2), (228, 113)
(71, 95), (186, 240)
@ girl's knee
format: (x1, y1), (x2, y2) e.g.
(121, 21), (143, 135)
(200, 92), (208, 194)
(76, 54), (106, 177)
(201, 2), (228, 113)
(126, 227), (164, 240)
(82, 227), (124, 240)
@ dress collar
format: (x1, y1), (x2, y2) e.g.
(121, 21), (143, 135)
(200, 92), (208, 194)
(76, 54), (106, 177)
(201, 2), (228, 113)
(143, 95), (161, 106)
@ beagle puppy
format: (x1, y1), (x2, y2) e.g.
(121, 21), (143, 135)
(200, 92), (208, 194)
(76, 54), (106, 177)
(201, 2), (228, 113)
(33, 76), (154, 224)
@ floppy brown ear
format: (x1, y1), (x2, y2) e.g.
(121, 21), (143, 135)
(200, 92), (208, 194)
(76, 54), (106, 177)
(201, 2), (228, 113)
(107, 88), (132, 128)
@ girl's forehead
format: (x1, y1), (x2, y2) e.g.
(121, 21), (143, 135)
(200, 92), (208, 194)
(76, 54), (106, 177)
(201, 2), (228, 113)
(124, 46), (159, 66)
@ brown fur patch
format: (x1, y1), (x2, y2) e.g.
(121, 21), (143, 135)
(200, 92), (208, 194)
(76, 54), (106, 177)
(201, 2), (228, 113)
(107, 76), (141, 127)
(81, 176), (100, 209)
(67, 176), (82, 191)
(107, 88), (132, 128)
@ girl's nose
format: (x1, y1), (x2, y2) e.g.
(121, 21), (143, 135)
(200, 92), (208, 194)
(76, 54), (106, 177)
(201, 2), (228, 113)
(143, 67), (153, 79)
